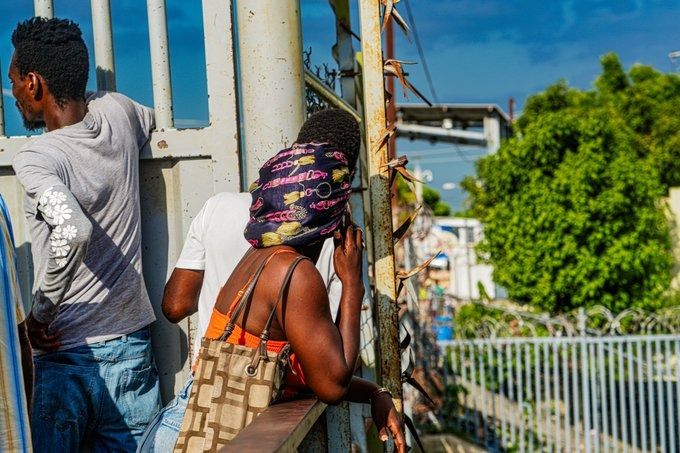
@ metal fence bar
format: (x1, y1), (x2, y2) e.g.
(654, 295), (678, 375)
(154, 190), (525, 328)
(525, 343), (535, 452)
(515, 342), (525, 452)
(636, 340), (647, 453)
(581, 336), (593, 453)
(615, 341), (627, 453)
(505, 343), (516, 447)
(468, 343), (481, 442)
(628, 341), (638, 451)
(449, 346), (461, 432)
(460, 343), (470, 433)
(497, 343), (507, 447)
(590, 342), (600, 452)
(666, 339), (676, 453)
(675, 340), (680, 453)
(646, 339), (657, 452)
(90, 0), (117, 91)
(607, 344), (617, 452)
(0, 59), (5, 136)
(478, 342), (490, 448)
(597, 341), (609, 452)
(534, 341), (543, 449)
(34, 0), (54, 18)
(146, 0), (174, 128)
(543, 342), (552, 450)
(553, 341), (561, 452)
(655, 339), (667, 453)
(572, 341), (581, 452)
(303, 70), (361, 122)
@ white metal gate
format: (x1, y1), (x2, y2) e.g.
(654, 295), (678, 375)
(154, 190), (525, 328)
(440, 306), (680, 452)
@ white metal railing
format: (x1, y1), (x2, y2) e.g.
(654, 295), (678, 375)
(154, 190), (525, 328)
(146, 0), (173, 128)
(91, 0), (116, 91)
(439, 307), (680, 452)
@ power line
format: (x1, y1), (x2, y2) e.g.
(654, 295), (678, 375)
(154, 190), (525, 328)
(452, 143), (473, 162)
(415, 155), (486, 164)
(403, 0), (440, 104)
(407, 146), (488, 158)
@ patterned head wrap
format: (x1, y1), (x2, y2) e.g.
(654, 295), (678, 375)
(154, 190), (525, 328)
(244, 142), (353, 248)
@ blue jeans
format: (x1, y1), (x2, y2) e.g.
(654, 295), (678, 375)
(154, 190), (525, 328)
(137, 375), (193, 452)
(31, 327), (161, 452)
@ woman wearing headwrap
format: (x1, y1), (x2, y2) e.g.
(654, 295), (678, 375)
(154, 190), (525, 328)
(202, 110), (406, 451)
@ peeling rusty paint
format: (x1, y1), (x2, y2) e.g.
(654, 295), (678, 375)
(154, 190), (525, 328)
(358, 0), (403, 413)
(157, 140), (168, 149)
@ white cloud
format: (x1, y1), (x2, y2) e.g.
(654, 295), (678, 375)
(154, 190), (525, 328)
(559, 0), (576, 35)
(2, 88), (11, 97)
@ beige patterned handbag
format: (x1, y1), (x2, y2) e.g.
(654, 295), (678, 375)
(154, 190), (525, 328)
(174, 253), (306, 452)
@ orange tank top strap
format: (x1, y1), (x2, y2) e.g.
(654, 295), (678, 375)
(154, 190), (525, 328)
(210, 253), (308, 378)
(240, 255), (308, 375)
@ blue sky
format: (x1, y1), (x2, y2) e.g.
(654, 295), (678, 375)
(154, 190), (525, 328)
(2, 0), (680, 209)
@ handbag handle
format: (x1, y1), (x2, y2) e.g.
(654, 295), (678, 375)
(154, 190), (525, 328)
(218, 248), (295, 341)
(246, 255), (308, 376)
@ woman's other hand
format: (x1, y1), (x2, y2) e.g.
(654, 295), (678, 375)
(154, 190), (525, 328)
(371, 392), (407, 452)
(333, 224), (363, 291)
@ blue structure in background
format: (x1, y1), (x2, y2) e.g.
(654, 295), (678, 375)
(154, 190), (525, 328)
(433, 315), (453, 341)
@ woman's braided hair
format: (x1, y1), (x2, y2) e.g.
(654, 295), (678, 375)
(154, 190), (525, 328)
(296, 109), (361, 169)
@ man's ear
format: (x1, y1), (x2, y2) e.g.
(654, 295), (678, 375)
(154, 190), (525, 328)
(26, 72), (44, 101)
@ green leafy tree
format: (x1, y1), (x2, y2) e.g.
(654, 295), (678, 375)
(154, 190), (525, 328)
(396, 176), (452, 217)
(462, 53), (679, 313)
(422, 186), (452, 216)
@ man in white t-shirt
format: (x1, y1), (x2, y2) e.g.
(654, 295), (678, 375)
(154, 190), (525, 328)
(137, 109), (361, 452)
(163, 191), (341, 361)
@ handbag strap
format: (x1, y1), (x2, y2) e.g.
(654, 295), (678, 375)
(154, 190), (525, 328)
(261, 255), (308, 340)
(246, 255), (308, 376)
(218, 248), (295, 341)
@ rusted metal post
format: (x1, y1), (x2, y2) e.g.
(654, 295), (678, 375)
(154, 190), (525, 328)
(327, 2), (369, 450)
(357, 0), (403, 411)
(303, 70), (361, 122)
(385, 15), (396, 160)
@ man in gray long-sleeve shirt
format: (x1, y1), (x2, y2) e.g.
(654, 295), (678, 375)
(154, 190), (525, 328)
(9, 17), (160, 451)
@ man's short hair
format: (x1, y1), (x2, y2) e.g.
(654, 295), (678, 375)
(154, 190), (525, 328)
(12, 17), (89, 107)
(296, 109), (361, 169)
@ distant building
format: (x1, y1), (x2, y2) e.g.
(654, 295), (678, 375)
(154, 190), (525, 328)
(434, 217), (501, 300)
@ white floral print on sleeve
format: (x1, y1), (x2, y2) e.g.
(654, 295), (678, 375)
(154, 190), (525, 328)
(28, 185), (93, 324)
(40, 187), (73, 225)
(61, 225), (78, 240)
(41, 187), (81, 269)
